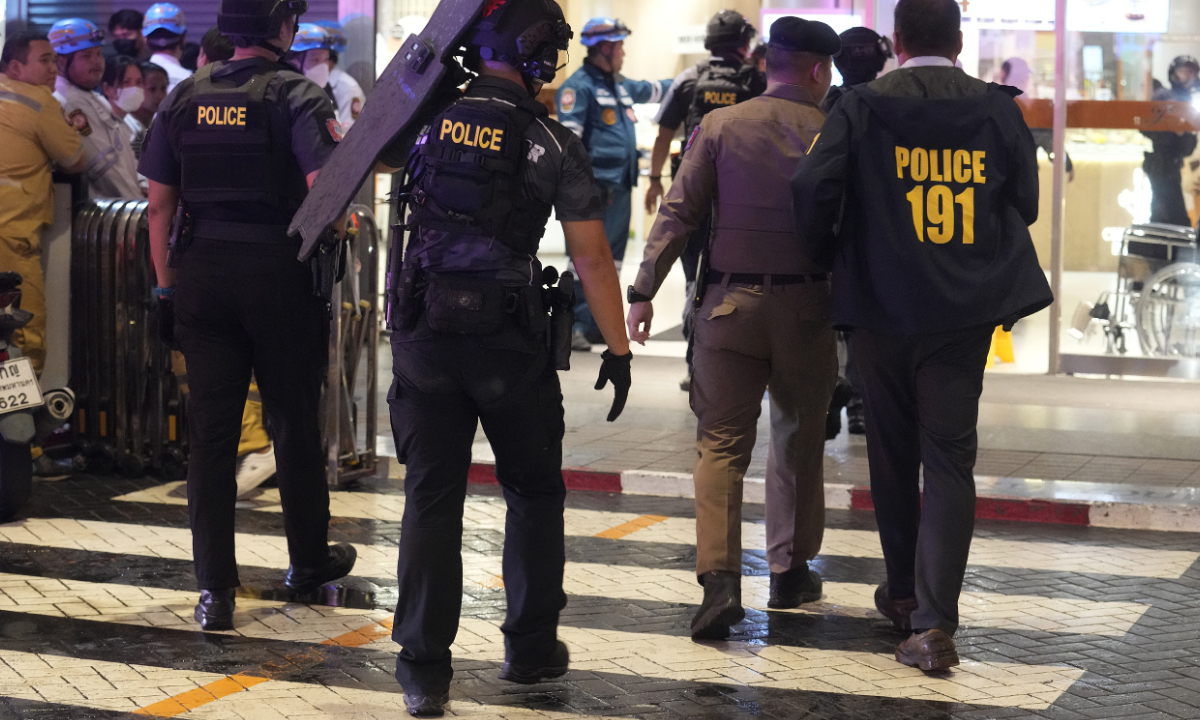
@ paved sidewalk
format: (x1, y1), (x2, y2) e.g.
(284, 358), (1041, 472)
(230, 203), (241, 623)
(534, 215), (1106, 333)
(4, 473), (1200, 719)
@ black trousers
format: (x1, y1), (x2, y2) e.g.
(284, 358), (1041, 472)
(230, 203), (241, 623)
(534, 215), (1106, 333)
(853, 325), (992, 636)
(175, 238), (331, 589)
(389, 327), (566, 694)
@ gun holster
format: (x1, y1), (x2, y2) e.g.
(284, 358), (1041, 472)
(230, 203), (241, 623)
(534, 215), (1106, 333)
(309, 228), (348, 316)
(543, 267), (575, 371)
(166, 204), (193, 269)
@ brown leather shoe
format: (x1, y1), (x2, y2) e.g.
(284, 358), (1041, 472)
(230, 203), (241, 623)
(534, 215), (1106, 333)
(874, 583), (918, 631)
(895, 629), (960, 671)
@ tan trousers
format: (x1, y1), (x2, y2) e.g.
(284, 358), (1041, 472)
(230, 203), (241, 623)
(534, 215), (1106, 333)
(0, 233), (46, 374)
(691, 281), (837, 576)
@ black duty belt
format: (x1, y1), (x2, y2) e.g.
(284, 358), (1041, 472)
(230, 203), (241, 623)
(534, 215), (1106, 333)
(707, 270), (828, 286)
(192, 219), (295, 244)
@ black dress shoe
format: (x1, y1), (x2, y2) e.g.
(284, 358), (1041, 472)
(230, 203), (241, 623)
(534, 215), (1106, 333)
(768, 565), (822, 609)
(499, 640), (569, 684)
(285, 543), (357, 594)
(194, 588), (236, 631)
(404, 691), (449, 717)
(691, 570), (744, 640)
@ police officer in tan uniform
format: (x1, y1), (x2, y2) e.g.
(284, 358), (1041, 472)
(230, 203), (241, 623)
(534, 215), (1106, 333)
(626, 17), (840, 641)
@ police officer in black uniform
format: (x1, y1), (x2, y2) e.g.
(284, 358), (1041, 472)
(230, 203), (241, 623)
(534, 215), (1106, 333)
(369, 0), (632, 715)
(793, 0), (1052, 672)
(140, 0), (356, 631)
(820, 26), (892, 113)
(821, 26), (894, 437)
(645, 9), (763, 390)
(1143, 56), (1199, 227)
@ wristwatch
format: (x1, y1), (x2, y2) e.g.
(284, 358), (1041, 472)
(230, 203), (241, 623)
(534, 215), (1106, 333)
(627, 286), (652, 304)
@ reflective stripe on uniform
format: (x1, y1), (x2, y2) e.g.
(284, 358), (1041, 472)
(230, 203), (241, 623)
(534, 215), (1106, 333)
(0, 90), (42, 113)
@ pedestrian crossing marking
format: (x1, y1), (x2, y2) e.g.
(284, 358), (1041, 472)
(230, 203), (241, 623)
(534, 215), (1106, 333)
(0, 521), (1150, 637)
(593, 514), (668, 539)
(3, 487), (1181, 716)
(110, 486), (1200, 578)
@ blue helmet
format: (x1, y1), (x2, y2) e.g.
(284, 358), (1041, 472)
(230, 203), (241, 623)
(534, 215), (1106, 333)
(144, 3), (187, 36)
(49, 18), (105, 55)
(580, 17), (630, 47)
(312, 20), (347, 53)
(292, 22), (332, 52)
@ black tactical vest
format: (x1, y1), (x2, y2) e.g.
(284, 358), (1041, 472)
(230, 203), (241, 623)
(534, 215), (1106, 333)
(408, 95), (553, 256)
(683, 60), (762, 148)
(180, 63), (308, 212)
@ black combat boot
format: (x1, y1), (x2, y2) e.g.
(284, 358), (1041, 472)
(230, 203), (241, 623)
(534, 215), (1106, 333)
(691, 571), (744, 640)
(285, 543), (357, 593)
(768, 564), (822, 609)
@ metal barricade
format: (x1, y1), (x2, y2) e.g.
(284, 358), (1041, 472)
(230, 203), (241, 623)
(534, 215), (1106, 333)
(68, 199), (380, 485)
(69, 199), (185, 479)
(323, 204), (381, 487)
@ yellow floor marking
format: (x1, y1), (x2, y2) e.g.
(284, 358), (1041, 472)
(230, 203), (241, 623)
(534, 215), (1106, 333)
(477, 574), (505, 590)
(132, 618), (393, 717)
(593, 514), (669, 539)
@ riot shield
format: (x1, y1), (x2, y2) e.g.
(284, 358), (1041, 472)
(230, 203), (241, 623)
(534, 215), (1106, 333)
(291, 0), (488, 261)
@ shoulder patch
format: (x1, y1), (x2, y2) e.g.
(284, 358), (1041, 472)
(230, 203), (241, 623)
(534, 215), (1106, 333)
(685, 125), (701, 152)
(326, 118), (344, 142)
(559, 88), (576, 114)
(66, 109), (91, 137)
(602, 108), (617, 126)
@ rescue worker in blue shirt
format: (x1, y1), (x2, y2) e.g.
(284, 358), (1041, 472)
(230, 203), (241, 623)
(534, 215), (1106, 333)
(556, 18), (671, 348)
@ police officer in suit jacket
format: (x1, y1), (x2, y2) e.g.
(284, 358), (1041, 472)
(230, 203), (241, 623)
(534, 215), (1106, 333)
(791, 0), (1052, 672)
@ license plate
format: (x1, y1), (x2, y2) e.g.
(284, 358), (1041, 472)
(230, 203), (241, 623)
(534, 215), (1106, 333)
(0, 357), (44, 414)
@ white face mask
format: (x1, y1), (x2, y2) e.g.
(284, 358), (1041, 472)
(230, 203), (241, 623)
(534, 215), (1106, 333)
(305, 62), (330, 88)
(116, 86), (145, 113)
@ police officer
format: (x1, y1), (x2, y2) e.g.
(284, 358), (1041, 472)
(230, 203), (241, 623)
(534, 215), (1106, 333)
(627, 16), (840, 642)
(1143, 56), (1199, 227)
(644, 9), (762, 391)
(51, 18), (143, 200)
(312, 21), (364, 128)
(821, 26), (892, 113)
(0, 30), (85, 379)
(368, 0), (630, 713)
(792, 0), (1052, 671)
(144, 2), (191, 91)
(821, 27), (894, 437)
(556, 18), (671, 349)
(138, 0), (357, 632)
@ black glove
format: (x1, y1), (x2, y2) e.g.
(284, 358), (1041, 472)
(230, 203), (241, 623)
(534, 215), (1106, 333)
(155, 296), (176, 349)
(595, 350), (632, 422)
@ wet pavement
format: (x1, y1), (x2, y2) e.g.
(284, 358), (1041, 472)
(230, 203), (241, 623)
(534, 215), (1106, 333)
(3, 472), (1200, 719)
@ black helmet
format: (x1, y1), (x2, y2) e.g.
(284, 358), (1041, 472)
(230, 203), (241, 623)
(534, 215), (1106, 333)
(470, 0), (572, 84)
(834, 27), (892, 85)
(1169, 55), (1200, 89)
(705, 10), (755, 52)
(218, 0), (307, 40)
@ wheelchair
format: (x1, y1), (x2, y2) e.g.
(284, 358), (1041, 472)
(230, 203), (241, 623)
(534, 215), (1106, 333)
(1076, 223), (1200, 357)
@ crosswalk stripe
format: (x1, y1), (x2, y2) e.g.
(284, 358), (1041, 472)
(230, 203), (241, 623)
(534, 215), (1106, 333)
(450, 618), (1085, 711)
(0, 572), (391, 643)
(0, 519), (1149, 637)
(111, 484), (1200, 579)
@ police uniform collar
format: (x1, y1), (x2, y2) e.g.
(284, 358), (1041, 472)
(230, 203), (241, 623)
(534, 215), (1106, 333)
(210, 56), (281, 79)
(763, 82), (817, 106)
(468, 75), (536, 103)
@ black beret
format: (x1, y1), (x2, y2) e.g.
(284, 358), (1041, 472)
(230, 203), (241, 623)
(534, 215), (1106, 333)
(767, 16), (841, 56)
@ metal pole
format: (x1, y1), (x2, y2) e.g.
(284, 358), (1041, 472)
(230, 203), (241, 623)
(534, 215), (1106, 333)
(1048, 0), (1068, 376)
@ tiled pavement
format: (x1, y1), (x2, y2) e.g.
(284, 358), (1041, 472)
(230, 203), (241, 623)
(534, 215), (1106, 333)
(4, 475), (1200, 718)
